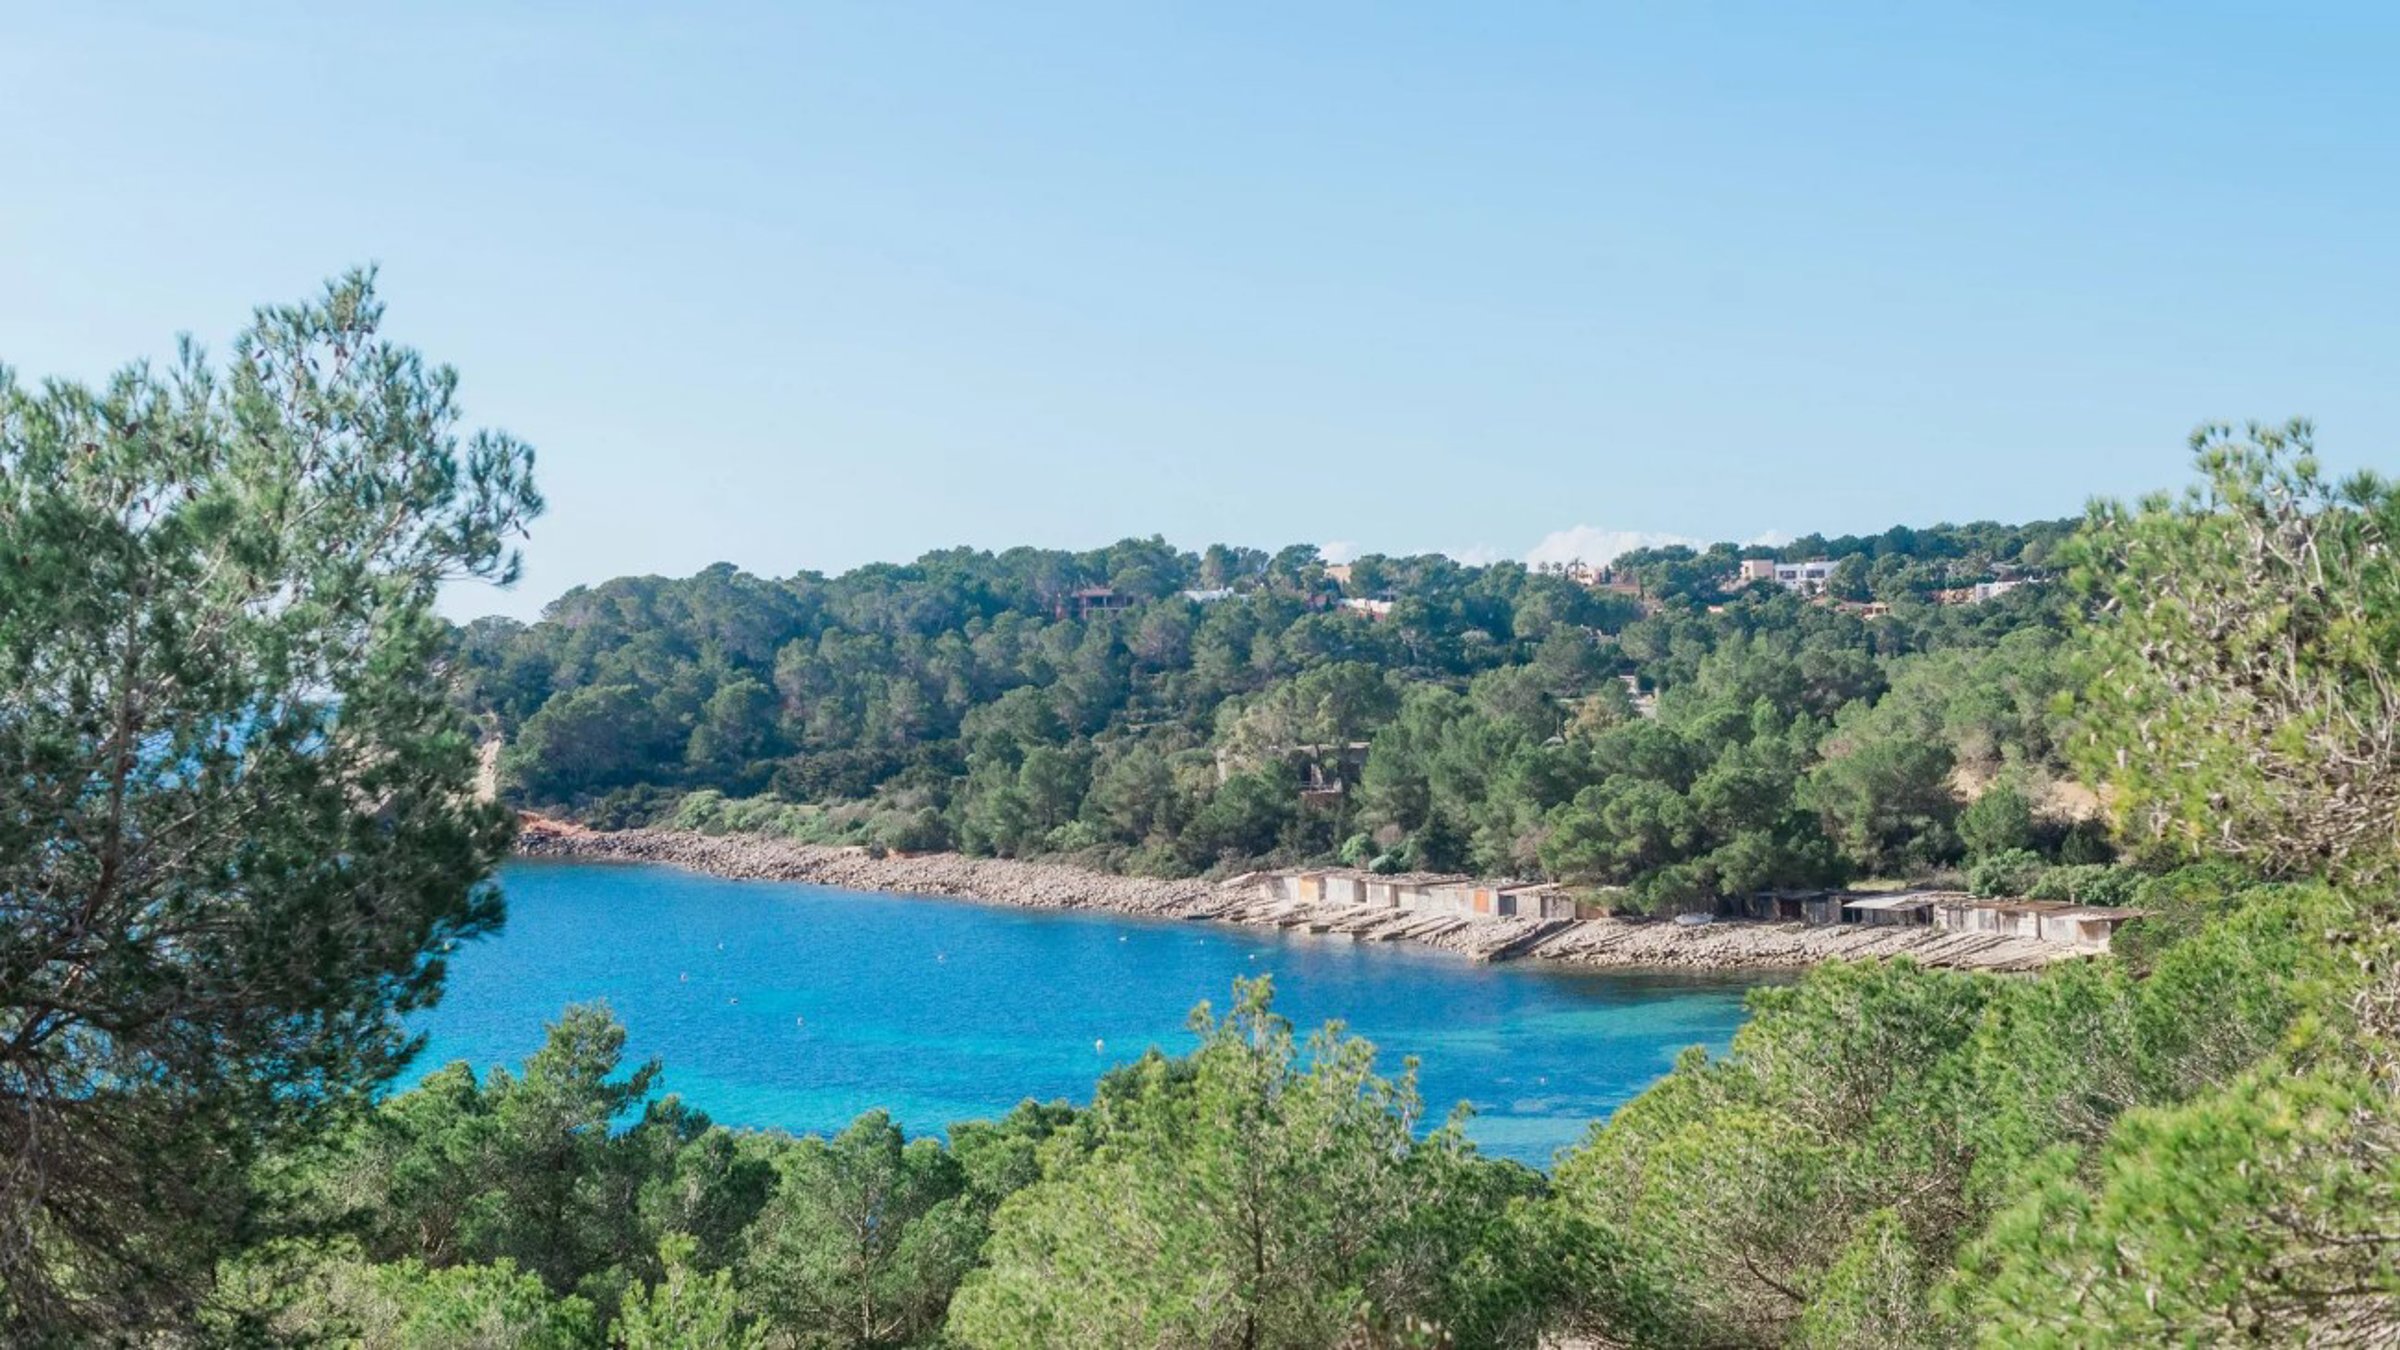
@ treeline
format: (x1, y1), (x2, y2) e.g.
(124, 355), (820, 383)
(459, 520), (2086, 906)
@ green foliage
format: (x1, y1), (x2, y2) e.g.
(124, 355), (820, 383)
(1790, 1209), (1948, 1349)
(1965, 847), (2046, 898)
(269, 1254), (599, 1350)
(739, 1112), (983, 1349)
(1955, 1061), (2400, 1342)
(467, 518), (2077, 892)
(1550, 873), (2375, 1347)
(1184, 767), (1301, 863)
(244, 1006), (1076, 1348)
(1956, 781), (2037, 860)
(1804, 725), (1958, 876)
(2069, 418), (2400, 879)
(231, 990), (1562, 1348)
(0, 272), (538, 1337)
(2103, 860), (2258, 970)
(2022, 862), (2140, 907)
(616, 1236), (763, 1349)
(311, 1003), (734, 1312)
(948, 978), (1550, 1348)
(514, 683), (684, 803)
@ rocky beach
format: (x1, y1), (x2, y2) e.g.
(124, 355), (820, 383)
(516, 820), (2085, 973)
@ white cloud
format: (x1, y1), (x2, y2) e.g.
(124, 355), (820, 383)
(1742, 528), (1794, 548)
(1522, 525), (1698, 569)
(1318, 539), (1362, 564)
(1442, 543), (1506, 567)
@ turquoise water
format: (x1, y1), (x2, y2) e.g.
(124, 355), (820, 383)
(408, 859), (1764, 1167)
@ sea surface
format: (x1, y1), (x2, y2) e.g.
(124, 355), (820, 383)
(407, 858), (1767, 1167)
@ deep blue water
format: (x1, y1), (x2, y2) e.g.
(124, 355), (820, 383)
(407, 859), (1764, 1167)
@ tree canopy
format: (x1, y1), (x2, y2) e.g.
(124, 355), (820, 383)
(0, 271), (538, 1336)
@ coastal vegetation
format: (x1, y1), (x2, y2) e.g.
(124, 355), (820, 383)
(462, 489), (2089, 912)
(8, 280), (2400, 1345)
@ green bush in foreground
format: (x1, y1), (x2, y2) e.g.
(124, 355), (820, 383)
(1545, 879), (2378, 1347)
(218, 980), (1556, 1348)
(949, 979), (1557, 1348)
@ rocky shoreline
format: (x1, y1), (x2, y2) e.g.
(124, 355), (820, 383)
(513, 821), (2086, 974)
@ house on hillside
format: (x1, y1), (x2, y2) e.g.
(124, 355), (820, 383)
(1734, 558), (1842, 596)
(1062, 586), (1135, 619)
(1620, 673), (1659, 719)
(1933, 578), (2035, 606)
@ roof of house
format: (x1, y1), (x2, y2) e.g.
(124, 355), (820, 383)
(1843, 895), (1940, 912)
(1975, 900), (2075, 915)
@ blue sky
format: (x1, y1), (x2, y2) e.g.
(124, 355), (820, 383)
(6, 4), (2396, 620)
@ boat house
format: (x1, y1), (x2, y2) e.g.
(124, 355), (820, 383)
(1841, 894), (1939, 927)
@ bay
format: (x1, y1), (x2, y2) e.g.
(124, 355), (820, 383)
(409, 858), (1766, 1167)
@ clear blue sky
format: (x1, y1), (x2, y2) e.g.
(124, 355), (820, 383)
(6, 4), (2395, 620)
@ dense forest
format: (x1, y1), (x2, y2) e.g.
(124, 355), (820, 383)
(11, 279), (2400, 1347)
(462, 514), (2093, 909)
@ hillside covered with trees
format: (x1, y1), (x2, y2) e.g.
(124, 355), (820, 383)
(462, 516), (2088, 909)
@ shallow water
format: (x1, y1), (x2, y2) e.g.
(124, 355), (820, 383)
(407, 859), (1766, 1167)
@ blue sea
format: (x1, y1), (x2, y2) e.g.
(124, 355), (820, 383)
(407, 859), (1764, 1168)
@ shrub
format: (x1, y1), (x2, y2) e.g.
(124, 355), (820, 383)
(2026, 864), (2142, 908)
(1968, 849), (2047, 898)
(1042, 820), (1108, 854)
(868, 806), (953, 854)
(1959, 783), (2038, 861)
